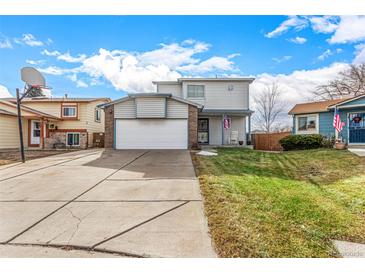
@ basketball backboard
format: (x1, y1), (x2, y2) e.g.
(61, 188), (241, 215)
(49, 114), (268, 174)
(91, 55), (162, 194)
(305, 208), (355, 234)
(21, 67), (46, 87)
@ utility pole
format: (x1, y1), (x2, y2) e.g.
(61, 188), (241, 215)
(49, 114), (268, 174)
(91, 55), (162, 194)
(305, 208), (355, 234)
(16, 88), (25, 163)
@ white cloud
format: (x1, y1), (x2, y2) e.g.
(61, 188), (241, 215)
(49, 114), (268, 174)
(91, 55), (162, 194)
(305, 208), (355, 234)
(318, 48), (343, 61)
(265, 16), (308, 38)
(308, 16), (338, 33)
(318, 49), (332, 61)
(329, 16), (365, 44)
(0, 38), (12, 49)
(250, 62), (349, 128)
(40, 40), (238, 92)
(57, 52), (86, 63)
(17, 33), (44, 47)
(26, 59), (45, 65)
(272, 55), (292, 63)
(38, 66), (73, 76)
(80, 49), (181, 93)
(67, 74), (88, 88)
(353, 44), (365, 64)
(288, 36), (307, 44)
(41, 49), (60, 56)
(139, 41), (209, 69)
(0, 84), (12, 98)
(251, 62), (349, 106)
(75, 80), (88, 88)
(42, 49), (88, 63)
(178, 56), (236, 73)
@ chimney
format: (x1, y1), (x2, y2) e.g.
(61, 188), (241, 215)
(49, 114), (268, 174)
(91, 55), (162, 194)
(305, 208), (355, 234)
(64, 93), (68, 99)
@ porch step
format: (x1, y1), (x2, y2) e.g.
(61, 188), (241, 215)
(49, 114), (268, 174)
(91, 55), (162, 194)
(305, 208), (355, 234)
(348, 145), (365, 149)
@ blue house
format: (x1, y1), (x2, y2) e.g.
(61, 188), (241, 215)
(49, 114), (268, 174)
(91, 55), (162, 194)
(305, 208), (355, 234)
(289, 94), (365, 146)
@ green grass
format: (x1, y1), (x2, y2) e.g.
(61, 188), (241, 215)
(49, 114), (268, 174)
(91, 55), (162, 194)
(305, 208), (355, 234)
(194, 148), (365, 257)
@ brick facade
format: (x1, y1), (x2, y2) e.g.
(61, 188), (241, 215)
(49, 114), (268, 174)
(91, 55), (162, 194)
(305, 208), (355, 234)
(104, 104), (114, 148)
(44, 131), (88, 149)
(188, 105), (198, 149)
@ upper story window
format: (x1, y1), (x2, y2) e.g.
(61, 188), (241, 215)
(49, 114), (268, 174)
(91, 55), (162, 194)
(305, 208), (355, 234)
(95, 108), (101, 122)
(297, 115), (317, 132)
(61, 105), (77, 118)
(187, 85), (204, 98)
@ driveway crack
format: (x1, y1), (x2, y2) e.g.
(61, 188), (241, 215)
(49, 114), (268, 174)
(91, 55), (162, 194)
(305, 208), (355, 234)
(91, 201), (190, 249)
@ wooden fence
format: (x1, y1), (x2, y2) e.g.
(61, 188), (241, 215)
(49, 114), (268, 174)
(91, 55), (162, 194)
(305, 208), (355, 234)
(93, 132), (105, 148)
(251, 132), (291, 151)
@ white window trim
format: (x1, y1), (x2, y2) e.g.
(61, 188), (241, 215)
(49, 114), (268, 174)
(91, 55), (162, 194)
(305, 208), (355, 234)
(95, 108), (101, 122)
(187, 84), (205, 98)
(295, 114), (319, 134)
(66, 132), (81, 147)
(62, 106), (77, 118)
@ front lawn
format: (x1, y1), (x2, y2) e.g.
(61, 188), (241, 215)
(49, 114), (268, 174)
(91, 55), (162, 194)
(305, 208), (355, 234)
(193, 148), (365, 257)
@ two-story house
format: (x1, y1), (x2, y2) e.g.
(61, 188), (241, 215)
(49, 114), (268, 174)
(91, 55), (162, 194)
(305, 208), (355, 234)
(100, 78), (254, 149)
(0, 97), (110, 150)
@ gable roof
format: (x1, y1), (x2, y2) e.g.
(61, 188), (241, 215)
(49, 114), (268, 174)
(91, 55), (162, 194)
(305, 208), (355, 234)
(2, 97), (110, 103)
(289, 94), (365, 115)
(327, 94), (365, 108)
(0, 100), (61, 120)
(153, 77), (255, 85)
(288, 98), (347, 115)
(98, 93), (203, 108)
(0, 108), (17, 117)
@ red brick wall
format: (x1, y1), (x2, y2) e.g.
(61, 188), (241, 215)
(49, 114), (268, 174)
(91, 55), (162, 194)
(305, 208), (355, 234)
(188, 105), (198, 149)
(104, 105), (114, 148)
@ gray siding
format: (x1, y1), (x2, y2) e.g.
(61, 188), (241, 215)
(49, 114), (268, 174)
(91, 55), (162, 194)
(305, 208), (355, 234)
(114, 99), (136, 119)
(202, 116), (246, 145)
(157, 84), (182, 97)
(182, 81), (249, 109)
(166, 99), (188, 118)
(136, 97), (166, 118)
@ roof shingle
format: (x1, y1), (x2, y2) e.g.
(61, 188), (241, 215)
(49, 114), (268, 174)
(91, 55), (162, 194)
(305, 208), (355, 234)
(288, 98), (348, 115)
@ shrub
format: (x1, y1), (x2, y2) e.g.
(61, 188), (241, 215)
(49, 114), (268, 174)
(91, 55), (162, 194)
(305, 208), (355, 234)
(279, 134), (325, 151)
(322, 135), (336, 148)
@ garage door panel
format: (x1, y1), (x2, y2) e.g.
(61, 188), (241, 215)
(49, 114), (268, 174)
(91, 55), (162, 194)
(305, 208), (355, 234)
(116, 119), (188, 149)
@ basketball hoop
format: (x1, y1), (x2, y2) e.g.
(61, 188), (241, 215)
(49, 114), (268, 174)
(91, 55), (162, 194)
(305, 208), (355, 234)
(16, 67), (50, 163)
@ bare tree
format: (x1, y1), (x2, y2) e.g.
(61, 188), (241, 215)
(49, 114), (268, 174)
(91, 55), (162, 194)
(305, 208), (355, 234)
(253, 82), (286, 133)
(314, 63), (365, 99)
(24, 86), (45, 98)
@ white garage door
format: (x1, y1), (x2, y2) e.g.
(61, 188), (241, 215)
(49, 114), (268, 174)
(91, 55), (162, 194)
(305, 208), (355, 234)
(115, 119), (188, 149)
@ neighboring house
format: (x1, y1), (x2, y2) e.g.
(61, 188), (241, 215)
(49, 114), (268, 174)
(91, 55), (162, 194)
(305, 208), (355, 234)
(100, 78), (254, 149)
(288, 94), (365, 146)
(0, 97), (110, 150)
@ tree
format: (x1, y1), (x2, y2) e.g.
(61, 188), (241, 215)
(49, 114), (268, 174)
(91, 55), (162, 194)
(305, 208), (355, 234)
(314, 63), (365, 99)
(253, 82), (286, 133)
(24, 86), (46, 98)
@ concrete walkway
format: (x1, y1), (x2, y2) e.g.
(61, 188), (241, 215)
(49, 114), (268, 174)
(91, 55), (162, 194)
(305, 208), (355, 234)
(333, 240), (365, 258)
(348, 148), (365, 157)
(0, 149), (216, 258)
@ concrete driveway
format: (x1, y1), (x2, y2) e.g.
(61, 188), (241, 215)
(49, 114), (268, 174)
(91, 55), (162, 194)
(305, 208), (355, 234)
(0, 149), (216, 258)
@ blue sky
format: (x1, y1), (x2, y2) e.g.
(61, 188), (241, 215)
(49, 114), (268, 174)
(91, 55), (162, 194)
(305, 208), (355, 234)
(0, 16), (364, 101)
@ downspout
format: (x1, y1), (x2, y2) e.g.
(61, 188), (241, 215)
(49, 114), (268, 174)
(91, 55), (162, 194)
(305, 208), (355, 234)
(221, 114), (224, 145)
(247, 114), (251, 143)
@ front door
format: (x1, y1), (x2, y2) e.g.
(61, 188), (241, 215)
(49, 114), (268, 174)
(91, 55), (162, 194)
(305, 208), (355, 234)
(198, 118), (209, 144)
(349, 112), (365, 144)
(30, 120), (41, 146)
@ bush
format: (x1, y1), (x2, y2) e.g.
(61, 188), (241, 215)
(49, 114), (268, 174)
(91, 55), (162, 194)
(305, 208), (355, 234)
(279, 134), (325, 151)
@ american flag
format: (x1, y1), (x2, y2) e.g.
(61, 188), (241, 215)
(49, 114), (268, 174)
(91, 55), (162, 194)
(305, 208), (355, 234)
(333, 108), (343, 132)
